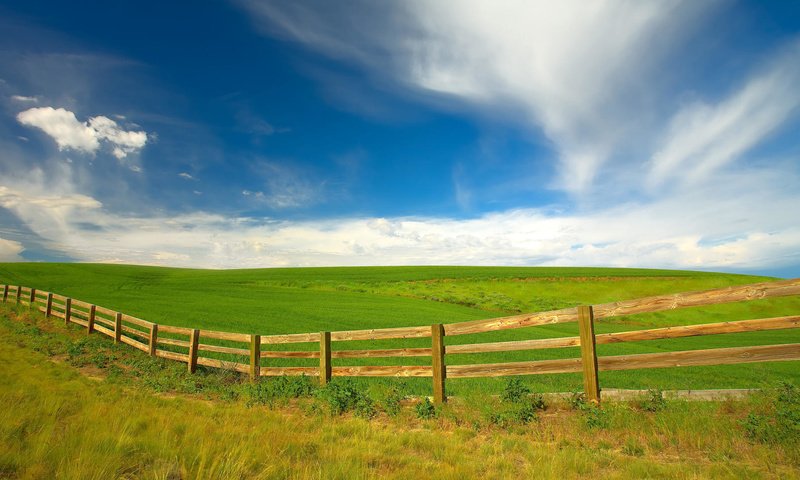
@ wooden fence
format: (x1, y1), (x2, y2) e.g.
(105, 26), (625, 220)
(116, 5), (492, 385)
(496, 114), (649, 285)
(2, 279), (800, 403)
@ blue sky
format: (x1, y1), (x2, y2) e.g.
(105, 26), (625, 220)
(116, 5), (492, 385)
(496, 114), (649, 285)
(1, 1), (799, 277)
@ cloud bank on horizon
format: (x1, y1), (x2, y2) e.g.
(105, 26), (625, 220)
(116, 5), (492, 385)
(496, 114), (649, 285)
(0, 0), (799, 276)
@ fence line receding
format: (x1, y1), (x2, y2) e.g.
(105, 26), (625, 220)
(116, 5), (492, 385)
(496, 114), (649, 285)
(2, 279), (800, 403)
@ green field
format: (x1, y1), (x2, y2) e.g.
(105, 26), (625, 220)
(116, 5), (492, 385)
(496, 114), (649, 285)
(1, 263), (800, 478)
(1, 263), (799, 396)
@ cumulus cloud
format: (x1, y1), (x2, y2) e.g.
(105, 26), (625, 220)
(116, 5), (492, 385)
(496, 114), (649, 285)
(16, 107), (99, 153)
(16, 106), (148, 159)
(87, 115), (148, 159)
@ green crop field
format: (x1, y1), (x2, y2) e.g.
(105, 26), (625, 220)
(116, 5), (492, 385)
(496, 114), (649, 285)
(1, 263), (799, 396)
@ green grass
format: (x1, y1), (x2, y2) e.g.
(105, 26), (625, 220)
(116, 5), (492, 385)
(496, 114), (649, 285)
(1, 305), (798, 479)
(1, 262), (799, 396)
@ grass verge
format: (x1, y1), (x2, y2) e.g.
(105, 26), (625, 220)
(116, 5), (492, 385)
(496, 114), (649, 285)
(1, 303), (799, 479)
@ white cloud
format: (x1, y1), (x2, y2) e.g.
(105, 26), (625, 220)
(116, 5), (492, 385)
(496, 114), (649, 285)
(178, 172), (195, 180)
(648, 39), (800, 188)
(1, 164), (798, 271)
(244, 161), (321, 209)
(236, 0), (713, 193)
(16, 106), (148, 159)
(16, 107), (99, 153)
(10, 95), (38, 103)
(88, 115), (148, 159)
(0, 237), (25, 261)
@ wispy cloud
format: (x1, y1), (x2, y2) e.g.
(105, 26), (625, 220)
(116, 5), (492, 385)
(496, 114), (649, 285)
(16, 106), (148, 160)
(648, 39), (800, 189)
(243, 161), (325, 210)
(10, 95), (38, 103)
(236, 0), (715, 193)
(235, 109), (276, 137)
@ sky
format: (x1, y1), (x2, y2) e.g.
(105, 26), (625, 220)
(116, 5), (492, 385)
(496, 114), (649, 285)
(0, 1), (799, 277)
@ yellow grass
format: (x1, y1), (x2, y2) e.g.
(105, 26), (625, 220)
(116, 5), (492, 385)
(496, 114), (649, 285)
(1, 306), (798, 479)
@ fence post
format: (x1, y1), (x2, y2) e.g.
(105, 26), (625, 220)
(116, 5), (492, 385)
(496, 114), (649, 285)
(2, 285), (7, 302)
(64, 298), (72, 325)
(249, 334), (261, 382)
(149, 324), (158, 357)
(16, 286), (22, 304)
(432, 324), (447, 404)
(87, 305), (96, 334)
(319, 331), (331, 386)
(114, 312), (122, 344)
(188, 329), (200, 373)
(29, 288), (36, 305)
(578, 305), (600, 403)
(46, 293), (53, 317)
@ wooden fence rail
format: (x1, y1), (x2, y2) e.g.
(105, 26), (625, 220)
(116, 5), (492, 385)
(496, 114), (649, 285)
(2, 278), (800, 404)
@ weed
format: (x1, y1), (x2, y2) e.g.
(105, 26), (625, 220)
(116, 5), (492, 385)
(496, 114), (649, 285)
(67, 336), (114, 368)
(487, 378), (545, 428)
(354, 395), (377, 419)
(743, 382), (800, 447)
(569, 390), (587, 410)
(88, 350), (112, 369)
(415, 398), (437, 420)
(636, 389), (667, 413)
(381, 385), (406, 417)
(500, 378), (531, 404)
(622, 438), (645, 457)
(242, 375), (316, 408)
(220, 388), (240, 402)
(486, 402), (537, 428)
(580, 404), (609, 429)
(66, 338), (88, 358)
(315, 379), (375, 417)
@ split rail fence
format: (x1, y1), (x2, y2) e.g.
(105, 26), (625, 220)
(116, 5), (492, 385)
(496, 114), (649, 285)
(2, 279), (800, 403)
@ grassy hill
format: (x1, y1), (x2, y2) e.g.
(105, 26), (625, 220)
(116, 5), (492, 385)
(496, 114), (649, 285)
(1, 263), (799, 394)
